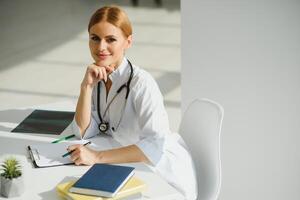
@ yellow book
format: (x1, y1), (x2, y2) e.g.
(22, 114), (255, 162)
(56, 177), (147, 200)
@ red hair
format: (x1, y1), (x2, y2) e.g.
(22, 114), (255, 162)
(88, 6), (132, 37)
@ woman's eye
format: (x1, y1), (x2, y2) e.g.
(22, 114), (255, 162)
(91, 36), (99, 42)
(107, 38), (116, 43)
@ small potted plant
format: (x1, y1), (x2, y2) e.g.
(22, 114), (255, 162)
(1, 157), (24, 198)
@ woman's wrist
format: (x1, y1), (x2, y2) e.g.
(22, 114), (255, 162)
(96, 151), (105, 163)
(80, 83), (93, 93)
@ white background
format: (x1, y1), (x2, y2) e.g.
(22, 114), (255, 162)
(182, 0), (300, 199)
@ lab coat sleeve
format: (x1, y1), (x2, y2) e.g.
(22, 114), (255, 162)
(71, 87), (99, 139)
(71, 113), (99, 139)
(133, 75), (170, 166)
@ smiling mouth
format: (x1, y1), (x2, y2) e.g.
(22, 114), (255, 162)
(97, 54), (111, 60)
(99, 54), (110, 56)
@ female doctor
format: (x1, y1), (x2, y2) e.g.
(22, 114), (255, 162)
(69, 6), (197, 200)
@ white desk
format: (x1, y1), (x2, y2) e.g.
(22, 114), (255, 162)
(0, 101), (184, 200)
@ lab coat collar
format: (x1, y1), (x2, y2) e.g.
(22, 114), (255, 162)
(109, 57), (129, 83)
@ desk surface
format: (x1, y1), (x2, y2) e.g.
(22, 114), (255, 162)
(0, 101), (184, 200)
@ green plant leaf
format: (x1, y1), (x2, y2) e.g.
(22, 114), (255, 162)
(0, 157), (22, 179)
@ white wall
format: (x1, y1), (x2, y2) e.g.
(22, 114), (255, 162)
(182, 0), (300, 199)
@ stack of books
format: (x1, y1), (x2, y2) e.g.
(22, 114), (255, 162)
(56, 164), (146, 200)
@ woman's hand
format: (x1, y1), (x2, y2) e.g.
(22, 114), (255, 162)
(81, 64), (114, 89)
(68, 144), (101, 166)
(67, 144), (150, 166)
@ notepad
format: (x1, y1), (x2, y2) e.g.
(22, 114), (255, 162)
(28, 140), (91, 168)
(57, 177), (146, 200)
(69, 164), (135, 197)
(12, 109), (75, 135)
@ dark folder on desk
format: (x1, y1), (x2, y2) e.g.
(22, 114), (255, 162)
(11, 109), (74, 135)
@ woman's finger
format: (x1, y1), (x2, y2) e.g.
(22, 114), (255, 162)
(88, 64), (108, 82)
(74, 157), (82, 166)
(67, 144), (80, 152)
(88, 67), (98, 81)
(70, 149), (79, 161)
(97, 68), (103, 81)
(92, 67), (100, 80)
(105, 65), (114, 74)
(101, 67), (107, 82)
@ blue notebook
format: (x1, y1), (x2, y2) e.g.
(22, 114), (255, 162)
(69, 164), (135, 197)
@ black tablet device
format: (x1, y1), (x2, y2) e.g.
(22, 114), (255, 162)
(11, 110), (75, 135)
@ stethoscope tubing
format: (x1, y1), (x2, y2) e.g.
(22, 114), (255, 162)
(97, 60), (133, 133)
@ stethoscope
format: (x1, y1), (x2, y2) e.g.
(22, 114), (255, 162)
(97, 60), (133, 134)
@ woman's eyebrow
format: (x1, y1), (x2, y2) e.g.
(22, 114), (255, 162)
(104, 35), (117, 38)
(90, 33), (99, 37)
(89, 34), (116, 38)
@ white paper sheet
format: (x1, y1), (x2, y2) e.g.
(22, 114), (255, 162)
(28, 140), (94, 167)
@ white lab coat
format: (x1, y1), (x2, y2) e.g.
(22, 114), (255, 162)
(71, 58), (197, 199)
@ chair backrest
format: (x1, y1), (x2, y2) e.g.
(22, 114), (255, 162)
(179, 99), (224, 200)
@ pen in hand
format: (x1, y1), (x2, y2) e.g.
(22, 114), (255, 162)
(62, 141), (91, 157)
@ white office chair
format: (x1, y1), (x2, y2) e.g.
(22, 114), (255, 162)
(179, 99), (224, 200)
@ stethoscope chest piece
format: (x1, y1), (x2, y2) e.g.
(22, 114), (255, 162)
(99, 122), (109, 133)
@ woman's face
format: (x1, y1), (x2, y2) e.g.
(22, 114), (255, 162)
(89, 21), (132, 69)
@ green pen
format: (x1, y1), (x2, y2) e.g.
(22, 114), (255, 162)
(51, 134), (75, 143)
(62, 141), (91, 157)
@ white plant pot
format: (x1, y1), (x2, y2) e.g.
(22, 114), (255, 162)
(1, 176), (24, 198)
